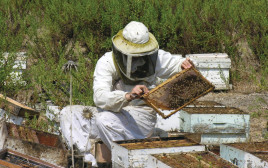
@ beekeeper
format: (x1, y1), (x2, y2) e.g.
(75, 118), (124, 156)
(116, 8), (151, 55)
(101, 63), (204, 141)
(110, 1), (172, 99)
(60, 21), (193, 166)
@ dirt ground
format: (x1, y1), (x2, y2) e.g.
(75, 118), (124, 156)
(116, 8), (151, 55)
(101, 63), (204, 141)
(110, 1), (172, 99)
(198, 91), (268, 142)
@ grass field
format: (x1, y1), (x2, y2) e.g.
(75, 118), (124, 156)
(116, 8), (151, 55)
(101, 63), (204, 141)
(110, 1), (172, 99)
(0, 0), (267, 109)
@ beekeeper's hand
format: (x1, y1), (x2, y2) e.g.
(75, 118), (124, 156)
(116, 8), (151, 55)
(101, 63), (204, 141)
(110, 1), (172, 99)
(181, 58), (195, 69)
(125, 85), (149, 101)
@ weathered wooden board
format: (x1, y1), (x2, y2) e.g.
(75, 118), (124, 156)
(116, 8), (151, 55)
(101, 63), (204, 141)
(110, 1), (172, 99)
(0, 94), (38, 117)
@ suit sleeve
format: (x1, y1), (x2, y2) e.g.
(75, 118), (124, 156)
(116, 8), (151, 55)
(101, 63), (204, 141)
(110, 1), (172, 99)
(155, 50), (186, 79)
(93, 54), (129, 112)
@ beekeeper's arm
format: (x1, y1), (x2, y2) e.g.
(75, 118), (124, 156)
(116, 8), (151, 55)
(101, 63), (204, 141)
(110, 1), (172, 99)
(93, 54), (129, 112)
(155, 50), (194, 79)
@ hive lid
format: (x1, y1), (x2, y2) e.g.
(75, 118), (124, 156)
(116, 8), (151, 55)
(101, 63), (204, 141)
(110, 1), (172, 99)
(186, 53), (229, 58)
(142, 67), (214, 119)
(185, 53), (231, 68)
(115, 136), (199, 150)
(183, 107), (248, 114)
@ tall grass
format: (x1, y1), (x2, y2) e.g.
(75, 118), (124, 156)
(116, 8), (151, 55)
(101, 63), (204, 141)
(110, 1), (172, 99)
(0, 0), (267, 107)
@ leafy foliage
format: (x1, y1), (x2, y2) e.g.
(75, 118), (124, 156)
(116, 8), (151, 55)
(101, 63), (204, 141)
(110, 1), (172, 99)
(0, 0), (267, 108)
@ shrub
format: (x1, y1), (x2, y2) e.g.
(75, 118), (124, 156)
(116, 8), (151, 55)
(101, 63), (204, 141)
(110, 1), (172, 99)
(0, 0), (267, 108)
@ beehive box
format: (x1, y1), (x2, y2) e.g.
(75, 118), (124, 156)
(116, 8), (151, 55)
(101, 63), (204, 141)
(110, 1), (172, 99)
(147, 151), (238, 168)
(0, 109), (24, 125)
(3, 122), (68, 167)
(46, 105), (61, 122)
(143, 67), (214, 119)
(154, 101), (224, 137)
(3, 52), (27, 85)
(180, 107), (250, 144)
(180, 107), (250, 133)
(186, 53), (232, 90)
(220, 141), (268, 168)
(0, 148), (62, 168)
(111, 136), (205, 168)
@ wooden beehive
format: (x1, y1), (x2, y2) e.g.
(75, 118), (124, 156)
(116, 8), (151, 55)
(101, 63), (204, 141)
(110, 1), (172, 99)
(220, 141), (268, 168)
(6, 123), (62, 148)
(185, 53), (232, 90)
(3, 123), (68, 167)
(142, 67), (214, 119)
(153, 101), (225, 138)
(180, 107), (250, 144)
(111, 136), (205, 168)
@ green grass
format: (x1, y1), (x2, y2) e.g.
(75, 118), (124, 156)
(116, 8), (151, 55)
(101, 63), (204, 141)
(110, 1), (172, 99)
(0, 0), (267, 108)
(248, 96), (268, 118)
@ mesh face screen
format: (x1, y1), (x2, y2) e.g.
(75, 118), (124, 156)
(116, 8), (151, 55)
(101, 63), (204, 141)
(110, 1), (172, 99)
(142, 67), (214, 119)
(130, 52), (157, 79)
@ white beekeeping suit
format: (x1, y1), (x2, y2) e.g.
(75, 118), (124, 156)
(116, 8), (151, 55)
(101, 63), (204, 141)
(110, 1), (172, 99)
(60, 21), (191, 167)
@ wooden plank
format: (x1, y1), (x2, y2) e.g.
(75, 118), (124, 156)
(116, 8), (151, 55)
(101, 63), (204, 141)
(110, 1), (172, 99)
(7, 149), (63, 168)
(0, 94), (39, 117)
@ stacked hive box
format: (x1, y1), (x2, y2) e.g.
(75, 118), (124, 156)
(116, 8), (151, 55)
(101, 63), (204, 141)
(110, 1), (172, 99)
(154, 101), (250, 145)
(186, 53), (232, 90)
(111, 136), (205, 168)
(1, 122), (68, 167)
(180, 101), (250, 144)
(154, 53), (232, 137)
(3, 52), (27, 85)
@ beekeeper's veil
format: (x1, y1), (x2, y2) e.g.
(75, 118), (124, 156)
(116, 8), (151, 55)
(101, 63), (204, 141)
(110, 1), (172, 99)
(112, 21), (159, 84)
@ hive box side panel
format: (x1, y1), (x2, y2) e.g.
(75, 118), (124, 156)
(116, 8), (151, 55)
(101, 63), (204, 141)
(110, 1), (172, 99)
(179, 110), (191, 132)
(154, 110), (182, 137)
(220, 144), (268, 168)
(201, 133), (248, 145)
(180, 109), (250, 134)
(111, 142), (130, 168)
(0, 109), (24, 125)
(146, 155), (171, 168)
(5, 138), (67, 167)
(112, 145), (205, 168)
(190, 114), (250, 134)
